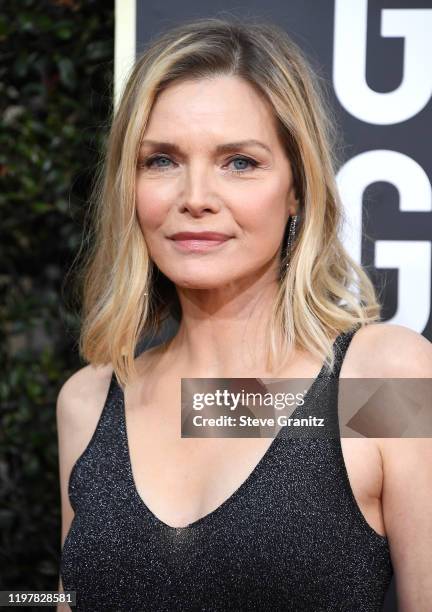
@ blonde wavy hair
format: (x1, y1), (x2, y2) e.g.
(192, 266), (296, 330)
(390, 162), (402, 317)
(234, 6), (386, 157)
(72, 16), (382, 388)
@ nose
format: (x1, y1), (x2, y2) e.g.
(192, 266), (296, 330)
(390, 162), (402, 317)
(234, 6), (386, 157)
(179, 161), (221, 216)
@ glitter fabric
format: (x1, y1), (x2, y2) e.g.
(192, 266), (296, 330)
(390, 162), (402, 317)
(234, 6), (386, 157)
(60, 326), (393, 611)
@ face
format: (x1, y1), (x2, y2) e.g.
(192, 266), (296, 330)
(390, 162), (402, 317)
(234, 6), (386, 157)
(135, 75), (298, 290)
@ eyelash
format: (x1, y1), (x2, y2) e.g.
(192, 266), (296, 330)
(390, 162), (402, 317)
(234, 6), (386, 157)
(138, 154), (259, 175)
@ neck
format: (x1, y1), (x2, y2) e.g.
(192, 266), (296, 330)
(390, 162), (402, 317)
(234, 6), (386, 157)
(167, 273), (291, 378)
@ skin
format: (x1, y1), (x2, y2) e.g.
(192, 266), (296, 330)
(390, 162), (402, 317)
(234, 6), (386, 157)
(57, 75), (432, 611)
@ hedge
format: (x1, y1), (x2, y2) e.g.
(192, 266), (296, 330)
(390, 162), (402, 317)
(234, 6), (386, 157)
(0, 0), (114, 594)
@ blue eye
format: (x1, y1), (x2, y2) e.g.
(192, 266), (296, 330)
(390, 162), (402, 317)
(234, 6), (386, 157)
(138, 154), (259, 174)
(227, 156), (259, 174)
(144, 155), (173, 169)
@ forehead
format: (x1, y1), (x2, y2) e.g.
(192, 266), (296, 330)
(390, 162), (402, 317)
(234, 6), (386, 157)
(144, 75), (279, 143)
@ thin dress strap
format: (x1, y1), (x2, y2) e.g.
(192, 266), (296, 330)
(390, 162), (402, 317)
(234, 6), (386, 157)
(331, 324), (362, 379)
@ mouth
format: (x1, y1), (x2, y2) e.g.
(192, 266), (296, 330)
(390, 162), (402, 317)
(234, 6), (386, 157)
(168, 231), (232, 253)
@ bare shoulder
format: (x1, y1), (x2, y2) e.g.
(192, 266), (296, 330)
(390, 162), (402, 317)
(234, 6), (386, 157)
(345, 323), (432, 473)
(57, 362), (114, 433)
(343, 322), (432, 378)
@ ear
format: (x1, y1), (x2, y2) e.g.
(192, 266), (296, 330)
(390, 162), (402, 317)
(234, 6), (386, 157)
(286, 184), (299, 217)
(287, 196), (300, 217)
(289, 202), (299, 217)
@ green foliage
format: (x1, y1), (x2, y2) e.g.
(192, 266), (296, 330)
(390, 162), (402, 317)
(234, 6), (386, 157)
(0, 0), (114, 591)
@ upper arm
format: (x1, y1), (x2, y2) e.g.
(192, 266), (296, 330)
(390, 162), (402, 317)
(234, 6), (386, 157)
(381, 437), (432, 612)
(56, 362), (114, 550)
(367, 324), (432, 611)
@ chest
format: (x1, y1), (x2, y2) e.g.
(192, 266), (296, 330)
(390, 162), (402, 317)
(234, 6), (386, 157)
(124, 378), (385, 535)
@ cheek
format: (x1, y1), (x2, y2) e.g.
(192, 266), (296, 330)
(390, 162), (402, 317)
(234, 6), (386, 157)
(240, 182), (289, 238)
(135, 181), (170, 234)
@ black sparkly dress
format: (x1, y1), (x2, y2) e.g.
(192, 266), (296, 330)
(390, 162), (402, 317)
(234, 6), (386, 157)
(60, 326), (393, 611)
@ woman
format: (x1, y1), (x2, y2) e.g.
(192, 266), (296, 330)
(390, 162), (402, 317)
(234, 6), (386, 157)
(57, 16), (432, 612)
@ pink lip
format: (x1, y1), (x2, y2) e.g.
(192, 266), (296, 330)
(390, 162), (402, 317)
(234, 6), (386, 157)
(169, 231), (231, 240)
(169, 238), (231, 253)
(168, 232), (232, 253)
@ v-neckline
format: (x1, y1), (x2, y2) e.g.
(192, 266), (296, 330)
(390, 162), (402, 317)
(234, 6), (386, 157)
(117, 338), (341, 531)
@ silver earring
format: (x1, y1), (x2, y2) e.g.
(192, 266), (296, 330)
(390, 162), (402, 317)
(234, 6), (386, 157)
(285, 215), (297, 266)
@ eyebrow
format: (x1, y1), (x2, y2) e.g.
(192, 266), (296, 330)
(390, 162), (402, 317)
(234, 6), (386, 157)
(139, 139), (272, 155)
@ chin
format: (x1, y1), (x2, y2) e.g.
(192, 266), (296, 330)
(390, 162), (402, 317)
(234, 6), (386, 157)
(173, 278), (226, 290)
(167, 271), (231, 290)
